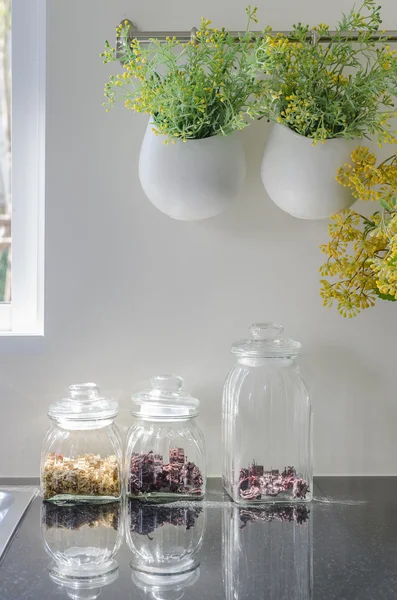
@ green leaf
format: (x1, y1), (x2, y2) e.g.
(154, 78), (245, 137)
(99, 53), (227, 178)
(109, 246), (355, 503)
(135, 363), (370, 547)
(374, 288), (397, 302)
(379, 198), (393, 211)
(390, 196), (397, 208)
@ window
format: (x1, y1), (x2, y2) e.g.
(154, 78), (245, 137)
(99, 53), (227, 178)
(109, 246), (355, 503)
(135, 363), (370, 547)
(0, 1), (11, 311)
(0, 0), (45, 334)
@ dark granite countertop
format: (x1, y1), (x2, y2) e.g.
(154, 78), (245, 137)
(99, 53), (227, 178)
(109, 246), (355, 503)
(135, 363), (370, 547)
(1, 477), (397, 600)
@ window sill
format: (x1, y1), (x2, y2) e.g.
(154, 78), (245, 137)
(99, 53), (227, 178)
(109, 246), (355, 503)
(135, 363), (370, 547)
(0, 304), (43, 336)
(0, 330), (44, 337)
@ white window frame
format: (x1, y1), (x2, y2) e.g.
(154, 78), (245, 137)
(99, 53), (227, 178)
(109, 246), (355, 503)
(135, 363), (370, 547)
(0, 0), (45, 335)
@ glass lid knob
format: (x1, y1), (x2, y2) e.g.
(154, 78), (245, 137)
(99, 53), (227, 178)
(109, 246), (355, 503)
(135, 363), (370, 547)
(249, 322), (284, 340)
(151, 375), (184, 392)
(68, 383), (100, 400)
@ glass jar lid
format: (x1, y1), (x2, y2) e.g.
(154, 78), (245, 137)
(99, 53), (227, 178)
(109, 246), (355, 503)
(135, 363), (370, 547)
(48, 383), (118, 421)
(231, 323), (302, 359)
(131, 375), (200, 419)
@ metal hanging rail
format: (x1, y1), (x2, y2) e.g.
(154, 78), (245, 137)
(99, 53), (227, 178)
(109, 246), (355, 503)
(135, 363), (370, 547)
(117, 21), (397, 46)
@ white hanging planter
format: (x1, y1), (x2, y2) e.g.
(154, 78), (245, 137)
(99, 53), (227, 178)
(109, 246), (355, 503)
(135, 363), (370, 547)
(261, 123), (358, 220)
(139, 122), (246, 221)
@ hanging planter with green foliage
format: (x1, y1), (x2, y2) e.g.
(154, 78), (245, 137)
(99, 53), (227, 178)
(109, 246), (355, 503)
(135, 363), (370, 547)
(256, 0), (397, 220)
(102, 8), (262, 221)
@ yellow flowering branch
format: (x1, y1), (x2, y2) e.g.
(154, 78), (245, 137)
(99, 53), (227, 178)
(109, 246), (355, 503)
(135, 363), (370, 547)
(320, 146), (397, 317)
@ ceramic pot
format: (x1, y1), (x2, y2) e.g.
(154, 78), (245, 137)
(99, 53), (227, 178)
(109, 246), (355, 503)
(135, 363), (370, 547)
(139, 123), (246, 221)
(261, 123), (357, 220)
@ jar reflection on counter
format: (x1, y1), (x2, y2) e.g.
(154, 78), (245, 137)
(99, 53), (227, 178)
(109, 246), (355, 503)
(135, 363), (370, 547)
(126, 498), (206, 575)
(131, 565), (200, 600)
(41, 500), (123, 572)
(49, 568), (119, 600)
(222, 503), (313, 600)
(43, 500), (122, 599)
(40, 383), (123, 504)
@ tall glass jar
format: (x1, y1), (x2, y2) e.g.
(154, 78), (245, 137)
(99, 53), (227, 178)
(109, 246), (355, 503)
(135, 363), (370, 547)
(222, 323), (312, 504)
(125, 375), (206, 500)
(41, 383), (123, 504)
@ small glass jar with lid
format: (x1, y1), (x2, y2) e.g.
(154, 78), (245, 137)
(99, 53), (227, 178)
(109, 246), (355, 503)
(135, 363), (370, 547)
(222, 323), (312, 504)
(125, 375), (206, 500)
(41, 383), (123, 504)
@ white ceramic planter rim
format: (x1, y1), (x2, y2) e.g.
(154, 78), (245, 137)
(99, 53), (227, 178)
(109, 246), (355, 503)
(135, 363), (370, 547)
(271, 123), (355, 144)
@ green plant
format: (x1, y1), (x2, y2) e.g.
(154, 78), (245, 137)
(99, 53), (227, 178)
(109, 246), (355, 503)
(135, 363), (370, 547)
(320, 146), (397, 317)
(255, 0), (397, 144)
(102, 7), (263, 142)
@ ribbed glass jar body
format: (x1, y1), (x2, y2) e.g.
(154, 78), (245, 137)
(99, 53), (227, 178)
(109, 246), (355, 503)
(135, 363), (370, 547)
(41, 421), (123, 504)
(125, 417), (206, 501)
(222, 357), (312, 504)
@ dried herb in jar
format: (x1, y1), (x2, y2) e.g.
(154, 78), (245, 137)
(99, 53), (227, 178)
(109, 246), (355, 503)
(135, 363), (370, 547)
(238, 463), (309, 500)
(42, 453), (121, 500)
(129, 447), (203, 497)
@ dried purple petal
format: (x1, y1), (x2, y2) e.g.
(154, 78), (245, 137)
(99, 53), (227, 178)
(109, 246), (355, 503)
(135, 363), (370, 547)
(293, 478), (310, 499)
(129, 447), (203, 497)
(238, 462), (309, 500)
(240, 485), (261, 500)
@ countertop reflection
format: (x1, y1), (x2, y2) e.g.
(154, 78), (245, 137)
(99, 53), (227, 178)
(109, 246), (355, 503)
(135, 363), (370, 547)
(1, 478), (397, 599)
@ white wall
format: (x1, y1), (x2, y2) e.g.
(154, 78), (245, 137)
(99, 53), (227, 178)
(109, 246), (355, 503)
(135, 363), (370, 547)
(0, 0), (396, 477)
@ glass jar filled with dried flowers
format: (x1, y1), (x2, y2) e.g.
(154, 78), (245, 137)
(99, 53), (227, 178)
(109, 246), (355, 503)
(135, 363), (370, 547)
(41, 383), (123, 504)
(222, 323), (312, 504)
(125, 375), (206, 501)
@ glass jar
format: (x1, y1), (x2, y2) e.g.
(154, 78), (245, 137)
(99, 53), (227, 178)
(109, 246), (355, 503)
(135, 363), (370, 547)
(125, 375), (206, 500)
(222, 323), (312, 504)
(41, 383), (123, 503)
